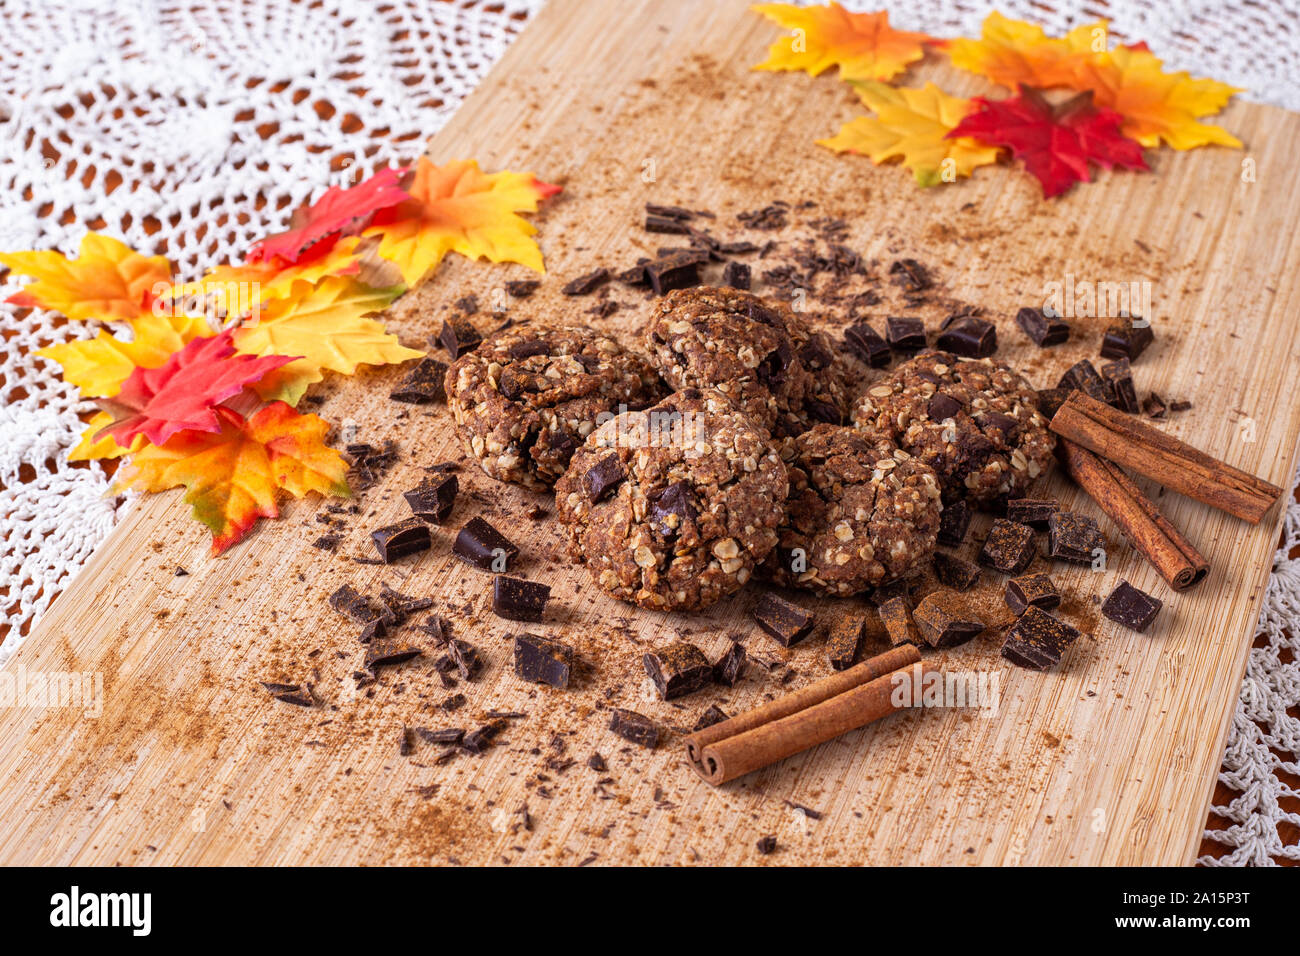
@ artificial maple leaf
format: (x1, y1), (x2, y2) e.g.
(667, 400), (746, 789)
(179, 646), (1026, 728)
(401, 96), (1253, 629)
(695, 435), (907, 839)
(1073, 45), (1242, 149)
(946, 12), (1106, 90)
(948, 86), (1147, 198)
(115, 402), (350, 553)
(364, 157), (560, 285)
(231, 276), (419, 404)
(95, 329), (297, 447)
(0, 233), (172, 321)
(170, 234), (365, 313)
(68, 411), (145, 462)
(37, 311), (214, 399)
(751, 2), (932, 82)
(819, 81), (1001, 186)
(249, 168), (409, 264)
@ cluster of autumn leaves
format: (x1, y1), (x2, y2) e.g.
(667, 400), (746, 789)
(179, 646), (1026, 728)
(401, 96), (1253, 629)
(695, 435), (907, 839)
(754, 6), (1243, 195)
(1, 159), (558, 552)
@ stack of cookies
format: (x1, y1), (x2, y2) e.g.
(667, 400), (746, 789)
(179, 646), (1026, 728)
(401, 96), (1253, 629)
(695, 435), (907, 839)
(443, 287), (1055, 613)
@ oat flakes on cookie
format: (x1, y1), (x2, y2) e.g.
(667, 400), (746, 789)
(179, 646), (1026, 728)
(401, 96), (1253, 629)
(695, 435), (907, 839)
(852, 350), (1054, 509)
(445, 325), (661, 490)
(763, 424), (942, 596)
(643, 287), (846, 437)
(555, 387), (788, 611)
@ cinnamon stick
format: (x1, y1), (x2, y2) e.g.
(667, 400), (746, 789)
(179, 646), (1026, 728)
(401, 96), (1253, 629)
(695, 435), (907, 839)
(684, 646), (924, 785)
(1049, 391), (1282, 524)
(1059, 439), (1209, 590)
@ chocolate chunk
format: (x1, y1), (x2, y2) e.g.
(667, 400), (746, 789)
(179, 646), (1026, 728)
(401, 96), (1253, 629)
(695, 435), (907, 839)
(1142, 392), (1168, 419)
(928, 392), (963, 421)
(365, 639), (422, 670)
(587, 753), (607, 771)
(878, 596), (921, 647)
(803, 398), (842, 425)
(461, 720), (506, 755)
(453, 516), (520, 571)
(1000, 605), (1080, 670)
(933, 551), (981, 591)
(609, 708), (659, 748)
(505, 279), (540, 299)
(643, 641), (713, 700)
(712, 641), (747, 686)
(1100, 321), (1154, 362)
(645, 203), (697, 221)
(1101, 580), (1162, 632)
(645, 215), (691, 234)
(583, 455), (625, 502)
(693, 704), (730, 732)
(889, 258), (931, 292)
(937, 499), (971, 547)
(389, 357), (448, 404)
(329, 584), (380, 624)
(1101, 358), (1140, 413)
(1047, 512), (1105, 564)
(936, 315), (997, 358)
(825, 618), (865, 670)
(617, 260), (650, 286)
(1006, 497), (1057, 530)
(398, 726), (414, 756)
(261, 681), (313, 707)
(913, 590), (985, 648)
(507, 338), (551, 361)
(513, 632), (574, 688)
(756, 835), (778, 855)
(492, 576), (550, 622)
(1169, 399), (1192, 413)
(416, 727), (465, 746)
(404, 474), (458, 524)
(1057, 360), (1108, 403)
(844, 322), (891, 367)
(1004, 572), (1060, 615)
(645, 252), (701, 294)
(647, 481), (698, 537)
(753, 592), (815, 647)
(1036, 388), (1073, 420)
(562, 268), (611, 296)
(869, 578), (910, 606)
(722, 260), (751, 290)
(371, 517), (432, 563)
(377, 583), (433, 622)
(979, 411), (1020, 444)
(1015, 306), (1071, 347)
(438, 316), (482, 359)
(978, 519), (1037, 575)
(312, 534), (341, 552)
(885, 316), (926, 352)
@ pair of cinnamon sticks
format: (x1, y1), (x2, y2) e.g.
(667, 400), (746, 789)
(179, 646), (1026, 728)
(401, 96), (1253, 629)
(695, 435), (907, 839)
(1050, 391), (1283, 590)
(684, 644), (930, 785)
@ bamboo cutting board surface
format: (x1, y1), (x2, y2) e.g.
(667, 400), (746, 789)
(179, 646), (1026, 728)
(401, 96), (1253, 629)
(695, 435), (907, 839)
(3, 0), (1300, 866)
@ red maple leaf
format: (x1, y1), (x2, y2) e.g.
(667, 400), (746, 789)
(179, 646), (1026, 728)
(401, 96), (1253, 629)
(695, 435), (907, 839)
(97, 329), (297, 446)
(249, 167), (409, 264)
(947, 85), (1148, 197)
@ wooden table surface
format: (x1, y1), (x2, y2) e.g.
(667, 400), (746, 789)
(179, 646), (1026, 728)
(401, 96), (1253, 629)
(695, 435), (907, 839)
(2, 0), (1300, 865)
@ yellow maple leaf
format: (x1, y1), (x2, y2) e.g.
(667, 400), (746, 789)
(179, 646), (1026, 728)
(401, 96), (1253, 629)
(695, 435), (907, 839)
(36, 311), (213, 399)
(169, 235), (365, 310)
(946, 12), (1106, 89)
(751, 2), (931, 82)
(231, 276), (420, 404)
(819, 81), (1002, 186)
(1075, 45), (1242, 149)
(364, 157), (560, 286)
(0, 233), (172, 321)
(115, 402), (350, 553)
(67, 411), (146, 462)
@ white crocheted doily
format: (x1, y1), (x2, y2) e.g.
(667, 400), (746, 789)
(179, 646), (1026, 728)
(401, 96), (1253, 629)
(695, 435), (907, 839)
(0, 0), (1295, 865)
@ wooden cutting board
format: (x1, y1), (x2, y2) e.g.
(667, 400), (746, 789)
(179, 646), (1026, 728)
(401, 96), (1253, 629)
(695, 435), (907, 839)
(3, 0), (1299, 866)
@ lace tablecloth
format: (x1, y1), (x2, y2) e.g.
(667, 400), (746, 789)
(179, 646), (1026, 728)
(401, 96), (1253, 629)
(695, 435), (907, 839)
(1, 0), (1296, 866)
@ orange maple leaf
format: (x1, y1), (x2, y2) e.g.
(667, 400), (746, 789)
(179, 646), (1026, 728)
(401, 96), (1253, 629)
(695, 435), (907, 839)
(946, 12), (1106, 90)
(0, 233), (172, 321)
(115, 402), (350, 553)
(751, 3), (932, 82)
(364, 157), (560, 286)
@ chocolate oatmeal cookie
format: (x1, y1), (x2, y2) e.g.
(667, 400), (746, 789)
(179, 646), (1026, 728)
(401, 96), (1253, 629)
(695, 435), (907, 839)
(763, 424), (942, 596)
(643, 287), (846, 437)
(445, 325), (661, 489)
(852, 350), (1054, 509)
(556, 387), (788, 611)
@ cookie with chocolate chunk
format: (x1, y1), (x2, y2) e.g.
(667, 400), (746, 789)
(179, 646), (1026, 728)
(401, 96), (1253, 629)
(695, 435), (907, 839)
(556, 387), (788, 611)
(445, 325), (661, 489)
(764, 424), (942, 596)
(852, 351), (1054, 510)
(643, 287), (846, 437)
